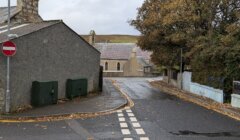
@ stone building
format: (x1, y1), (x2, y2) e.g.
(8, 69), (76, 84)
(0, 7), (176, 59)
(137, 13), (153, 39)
(0, 0), (43, 24)
(95, 43), (153, 77)
(0, 0), (100, 112)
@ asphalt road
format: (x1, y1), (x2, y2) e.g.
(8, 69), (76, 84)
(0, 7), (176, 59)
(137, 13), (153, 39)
(113, 78), (240, 140)
(0, 78), (240, 140)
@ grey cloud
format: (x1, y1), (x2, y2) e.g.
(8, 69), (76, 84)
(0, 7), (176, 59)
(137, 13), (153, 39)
(39, 0), (144, 35)
(0, 0), (143, 35)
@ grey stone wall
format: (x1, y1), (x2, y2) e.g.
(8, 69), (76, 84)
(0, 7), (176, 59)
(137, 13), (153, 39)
(0, 22), (100, 112)
(0, 88), (4, 113)
(15, 0), (43, 23)
(103, 72), (124, 77)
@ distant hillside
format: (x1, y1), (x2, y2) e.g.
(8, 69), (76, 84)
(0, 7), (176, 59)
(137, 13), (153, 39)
(81, 35), (139, 43)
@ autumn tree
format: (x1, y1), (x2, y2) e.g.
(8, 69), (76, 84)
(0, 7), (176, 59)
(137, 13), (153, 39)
(190, 0), (240, 95)
(131, 0), (240, 95)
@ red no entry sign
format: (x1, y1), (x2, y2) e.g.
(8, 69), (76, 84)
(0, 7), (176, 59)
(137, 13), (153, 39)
(2, 41), (16, 56)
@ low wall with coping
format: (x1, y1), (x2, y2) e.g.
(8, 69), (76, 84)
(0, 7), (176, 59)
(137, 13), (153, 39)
(181, 72), (224, 103)
(190, 82), (224, 103)
(231, 94), (240, 108)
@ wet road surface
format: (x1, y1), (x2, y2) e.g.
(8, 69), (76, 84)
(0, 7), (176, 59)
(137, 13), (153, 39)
(0, 78), (240, 140)
(113, 78), (240, 140)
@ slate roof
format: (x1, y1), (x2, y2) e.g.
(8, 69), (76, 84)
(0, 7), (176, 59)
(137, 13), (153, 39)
(95, 43), (151, 60)
(0, 20), (61, 43)
(137, 57), (151, 67)
(0, 6), (20, 24)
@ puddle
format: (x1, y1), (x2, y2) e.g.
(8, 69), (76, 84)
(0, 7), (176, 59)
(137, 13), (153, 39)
(170, 130), (240, 137)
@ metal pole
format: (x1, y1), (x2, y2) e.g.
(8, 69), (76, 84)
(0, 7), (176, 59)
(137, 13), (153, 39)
(5, 0), (11, 113)
(180, 48), (183, 90)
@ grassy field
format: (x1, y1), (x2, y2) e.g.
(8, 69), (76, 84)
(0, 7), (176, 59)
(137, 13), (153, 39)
(81, 35), (139, 43)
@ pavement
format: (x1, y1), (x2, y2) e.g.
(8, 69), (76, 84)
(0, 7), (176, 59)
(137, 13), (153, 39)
(0, 79), (128, 122)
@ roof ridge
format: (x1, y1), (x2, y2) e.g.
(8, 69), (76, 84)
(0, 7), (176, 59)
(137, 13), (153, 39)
(0, 6), (17, 8)
(15, 20), (63, 25)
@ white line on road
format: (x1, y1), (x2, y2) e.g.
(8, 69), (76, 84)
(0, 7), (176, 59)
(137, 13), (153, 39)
(130, 117), (137, 122)
(135, 128), (146, 135)
(126, 109), (132, 113)
(120, 123), (128, 128)
(132, 122), (141, 128)
(124, 138), (133, 140)
(127, 113), (135, 117)
(119, 117), (126, 122)
(121, 129), (131, 135)
(140, 137), (150, 140)
(118, 113), (124, 117)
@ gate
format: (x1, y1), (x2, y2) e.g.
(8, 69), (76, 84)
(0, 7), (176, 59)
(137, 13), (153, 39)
(99, 66), (103, 92)
(233, 81), (240, 95)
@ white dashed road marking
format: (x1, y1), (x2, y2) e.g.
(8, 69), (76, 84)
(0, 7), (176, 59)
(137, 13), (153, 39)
(121, 129), (131, 135)
(140, 137), (150, 140)
(135, 128), (146, 135)
(120, 123), (128, 128)
(117, 109), (150, 140)
(127, 113), (135, 117)
(119, 117), (126, 122)
(124, 138), (133, 140)
(118, 113), (124, 117)
(130, 117), (137, 122)
(132, 122), (141, 128)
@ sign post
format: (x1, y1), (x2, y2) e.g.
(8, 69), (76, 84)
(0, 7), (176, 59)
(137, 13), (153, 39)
(2, 41), (16, 56)
(2, 41), (16, 113)
(4, 0), (12, 113)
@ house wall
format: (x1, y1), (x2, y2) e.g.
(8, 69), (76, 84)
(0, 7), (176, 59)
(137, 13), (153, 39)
(0, 88), (3, 112)
(0, 22), (100, 111)
(123, 57), (144, 77)
(101, 59), (127, 77)
(101, 59), (126, 72)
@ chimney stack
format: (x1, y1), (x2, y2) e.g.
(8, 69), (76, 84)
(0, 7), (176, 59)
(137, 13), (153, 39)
(131, 47), (137, 58)
(89, 30), (96, 45)
(16, 0), (43, 23)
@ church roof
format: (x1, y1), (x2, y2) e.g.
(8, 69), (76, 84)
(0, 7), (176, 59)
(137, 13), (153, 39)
(95, 43), (151, 60)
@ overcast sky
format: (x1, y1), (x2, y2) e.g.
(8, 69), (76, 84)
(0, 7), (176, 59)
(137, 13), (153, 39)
(0, 0), (144, 35)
